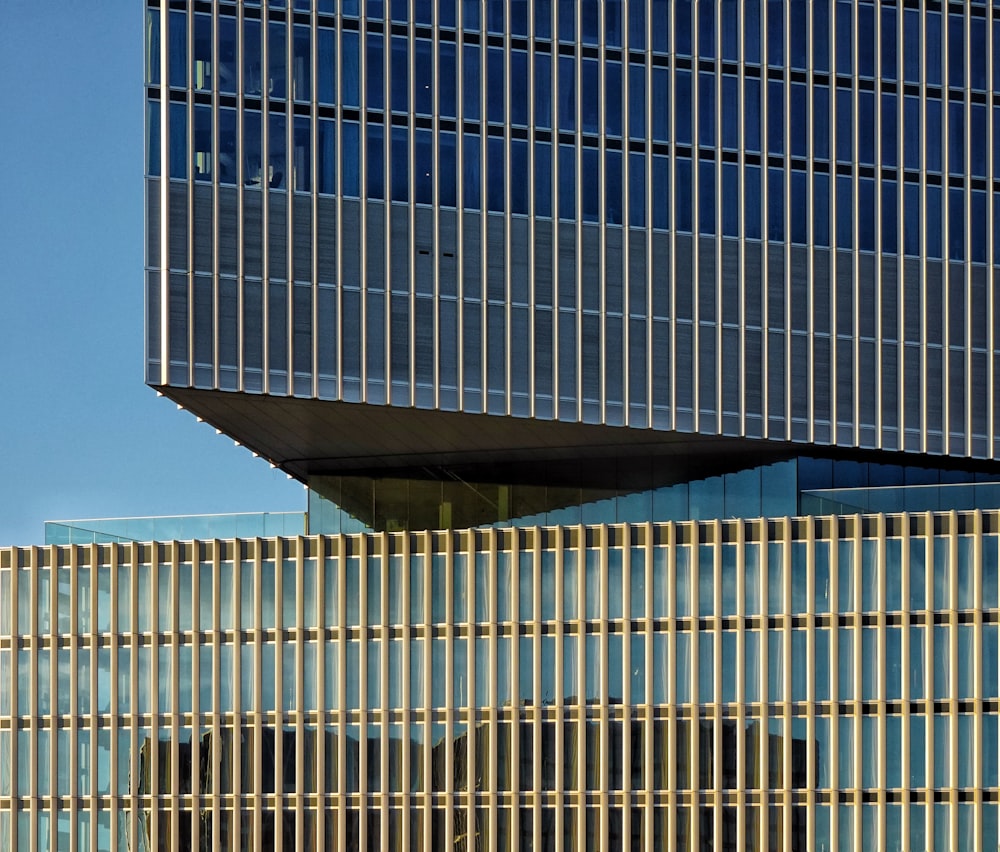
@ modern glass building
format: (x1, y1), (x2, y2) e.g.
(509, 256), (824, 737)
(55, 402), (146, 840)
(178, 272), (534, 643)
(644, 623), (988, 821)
(2, 0), (1000, 849)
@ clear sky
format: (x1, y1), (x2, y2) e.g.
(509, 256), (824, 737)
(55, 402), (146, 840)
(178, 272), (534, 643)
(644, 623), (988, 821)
(0, 2), (304, 546)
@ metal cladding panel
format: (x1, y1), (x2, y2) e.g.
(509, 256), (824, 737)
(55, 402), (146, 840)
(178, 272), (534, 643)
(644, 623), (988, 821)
(146, 2), (1000, 469)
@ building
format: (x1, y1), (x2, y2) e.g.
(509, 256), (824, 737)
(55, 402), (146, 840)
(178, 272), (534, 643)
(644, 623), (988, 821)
(1, 1), (999, 849)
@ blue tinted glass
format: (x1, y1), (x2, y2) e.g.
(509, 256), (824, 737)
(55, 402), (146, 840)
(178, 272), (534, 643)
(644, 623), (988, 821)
(488, 137), (504, 212)
(903, 10), (920, 84)
(169, 102), (187, 180)
(813, 173), (829, 248)
(857, 3), (874, 77)
(675, 70), (692, 146)
(605, 0), (622, 47)
(366, 35), (383, 110)
(721, 76), (739, 149)
(970, 18), (987, 91)
(767, 168), (783, 242)
(317, 119), (336, 195)
(293, 117), (310, 192)
(925, 12), (942, 87)
(146, 103), (161, 177)
(169, 11), (187, 89)
(812, 0), (829, 72)
(948, 14), (964, 89)
(881, 180), (897, 254)
(388, 124), (410, 201)
(881, 94), (897, 168)
(790, 84), (807, 158)
(342, 121), (360, 196)
(269, 23), (287, 100)
(698, 1), (714, 59)
(744, 78), (761, 153)
(368, 0), (384, 20)
(439, 131), (456, 207)
(511, 140), (528, 215)
(925, 99), (942, 172)
(581, 59), (599, 134)
(487, 48), (505, 123)
(790, 171), (806, 245)
(582, 148), (599, 222)
(629, 2), (645, 50)
(629, 153), (645, 227)
(836, 89), (851, 163)
(880, 7), (896, 81)
(194, 13), (212, 92)
(948, 102), (964, 175)
(788, 2), (804, 71)
(368, 124), (385, 199)
(744, 0), (760, 63)
(971, 191), (987, 264)
(293, 25), (311, 101)
(391, 37), (408, 112)
(462, 0), (479, 30)
(699, 72), (715, 148)
(533, 0), (549, 39)
(415, 40), (433, 115)
(244, 109), (262, 186)
(629, 64), (645, 139)
(970, 104), (987, 177)
(605, 62), (622, 137)
(767, 81), (783, 156)
(835, 1), (852, 75)
(813, 85), (829, 160)
(558, 145), (574, 219)
(858, 178), (875, 251)
(858, 91), (875, 166)
(535, 53), (551, 129)
(414, 128), (433, 205)
(558, 0), (574, 42)
(721, 163), (738, 237)
(721, 0), (738, 61)
(535, 141), (552, 218)
(463, 134), (480, 209)
(651, 68), (668, 142)
(580, 0), (599, 45)
(904, 96), (920, 170)
(463, 45), (480, 121)
(559, 57), (575, 132)
(487, 0), (503, 34)
(948, 188), (964, 262)
(606, 150), (622, 225)
(318, 28), (335, 104)
(510, 51), (528, 127)
(745, 165), (761, 240)
(699, 161), (715, 235)
(766, 0), (783, 67)
(439, 42), (456, 118)
(904, 183), (920, 256)
(925, 185), (942, 258)
(342, 32), (360, 107)
(674, 0), (691, 56)
(438, 0), (455, 28)
(652, 155), (669, 230)
(675, 158), (692, 233)
(244, 19), (262, 95)
(835, 176), (852, 248)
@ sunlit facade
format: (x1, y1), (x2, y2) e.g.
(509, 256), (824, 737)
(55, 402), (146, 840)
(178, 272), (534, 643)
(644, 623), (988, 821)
(4, 0), (1000, 849)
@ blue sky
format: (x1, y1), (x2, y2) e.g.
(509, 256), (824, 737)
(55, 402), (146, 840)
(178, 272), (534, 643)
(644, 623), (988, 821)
(0, 3), (303, 545)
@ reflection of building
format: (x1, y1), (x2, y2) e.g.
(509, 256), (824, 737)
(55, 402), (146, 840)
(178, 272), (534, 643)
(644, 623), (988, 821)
(3, 1), (1000, 850)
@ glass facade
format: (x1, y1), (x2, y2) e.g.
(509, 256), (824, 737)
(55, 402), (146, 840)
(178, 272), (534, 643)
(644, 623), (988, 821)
(125, 1), (1000, 849)
(146, 0), (1000, 468)
(2, 515), (999, 850)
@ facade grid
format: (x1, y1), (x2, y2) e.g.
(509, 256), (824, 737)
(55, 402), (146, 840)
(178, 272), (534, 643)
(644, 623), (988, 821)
(1, 514), (999, 850)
